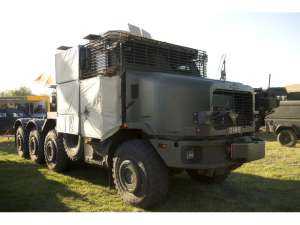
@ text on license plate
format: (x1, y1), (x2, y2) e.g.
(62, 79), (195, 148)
(227, 126), (242, 134)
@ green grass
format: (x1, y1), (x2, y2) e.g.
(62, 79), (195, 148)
(0, 134), (299, 212)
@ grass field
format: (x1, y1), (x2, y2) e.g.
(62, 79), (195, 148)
(0, 133), (299, 212)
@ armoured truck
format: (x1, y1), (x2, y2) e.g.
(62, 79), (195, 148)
(14, 30), (265, 208)
(266, 100), (300, 147)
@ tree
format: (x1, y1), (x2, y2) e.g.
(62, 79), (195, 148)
(0, 86), (32, 97)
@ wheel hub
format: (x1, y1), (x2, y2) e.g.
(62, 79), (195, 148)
(29, 137), (37, 155)
(280, 133), (291, 144)
(119, 160), (139, 193)
(45, 141), (55, 162)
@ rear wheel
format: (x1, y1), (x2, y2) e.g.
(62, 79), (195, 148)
(28, 129), (44, 164)
(277, 129), (297, 147)
(44, 130), (69, 172)
(112, 139), (169, 208)
(16, 126), (29, 158)
(186, 168), (230, 184)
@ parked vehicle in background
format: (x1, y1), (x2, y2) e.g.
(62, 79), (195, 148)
(0, 108), (28, 134)
(254, 88), (279, 131)
(266, 100), (300, 147)
(14, 28), (265, 208)
(0, 95), (48, 134)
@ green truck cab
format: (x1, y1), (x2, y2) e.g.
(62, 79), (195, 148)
(14, 30), (265, 208)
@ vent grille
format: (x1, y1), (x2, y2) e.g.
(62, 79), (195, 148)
(122, 40), (207, 76)
(212, 90), (253, 130)
(80, 31), (207, 79)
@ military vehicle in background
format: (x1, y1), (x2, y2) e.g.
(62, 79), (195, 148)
(14, 27), (265, 208)
(254, 85), (300, 131)
(254, 88), (280, 131)
(265, 101), (300, 147)
(0, 108), (28, 134)
(285, 84), (300, 100)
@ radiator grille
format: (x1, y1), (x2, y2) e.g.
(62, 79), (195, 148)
(212, 90), (253, 130)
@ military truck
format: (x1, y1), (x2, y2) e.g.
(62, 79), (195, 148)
(254, 88), (279, 131)
(14, 30), (265, 208)
(265, 100), (300, 147)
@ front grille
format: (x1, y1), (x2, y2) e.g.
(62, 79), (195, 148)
(212, 90), (253, 130)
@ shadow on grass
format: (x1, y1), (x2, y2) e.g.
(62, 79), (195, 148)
(0, 160), (87, 212)
(55, 164), (300, 212)
(155, 172), (300, 212)
(1, 138), (299, 212)
(65, 163), (110, 187)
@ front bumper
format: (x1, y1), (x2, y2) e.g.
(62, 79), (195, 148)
(230, 139), (265, 162)
(150, 136), (265, 169)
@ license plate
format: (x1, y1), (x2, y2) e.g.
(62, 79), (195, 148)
(227, 126), (242, 134)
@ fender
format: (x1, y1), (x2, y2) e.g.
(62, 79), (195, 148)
(275, 124), (298, 135)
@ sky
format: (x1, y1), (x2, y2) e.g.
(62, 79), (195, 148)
(0, 0), (299, 94)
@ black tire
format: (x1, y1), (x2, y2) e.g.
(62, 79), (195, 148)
(16, 126), (29, 158)
(277, 129), (297, 147)
(63, 134), (83, 161)
(186, 169), (229, 184)
(28, 129), (44, 164)
(112, 139), (168, 208)
(44, 130), (69, 172)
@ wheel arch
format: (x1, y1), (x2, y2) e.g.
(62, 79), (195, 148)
(14, 119), (23, 131)
(106, 129), (148, 168)
(41, 119), (56, 139)
(14, 118), (31, 143)
(275, 125), (297, 135)
(14, 118), (30, 132)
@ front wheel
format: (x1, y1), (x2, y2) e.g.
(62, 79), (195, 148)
(112, 139), (169, 208)
(277, 129), (297, 147)
(44, 130), (69, 172)
(186, 168), (230, 184)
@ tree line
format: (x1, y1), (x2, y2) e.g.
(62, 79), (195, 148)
(0, 86), (32, 97)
